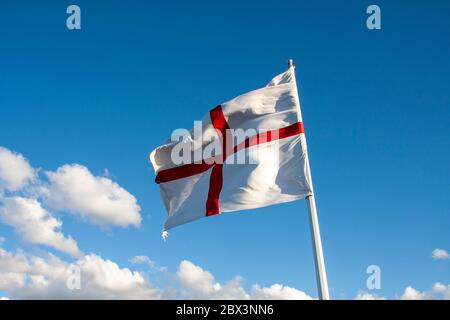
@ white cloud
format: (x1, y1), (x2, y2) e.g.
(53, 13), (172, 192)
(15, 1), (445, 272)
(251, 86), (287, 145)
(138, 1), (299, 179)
(0, 147), (36, 192)
(130, 255), (156, 268)
(355, 285), (450, 300)
(130, 255), (167, 273)
(0, 272), (26, 290)
(212, 277), (249, 300)
(398, 283), (450, 300)
(401, 286), (432, 300)
(44, 164), (141, 227)
(433, 282), (450, 300)
(0, 147), (144, 261)
(0, 197), (81, 257)
(251, 284), (314, 300)
(169, 260), (247, 299)
(432, 248), (450, 260)
(173, 260), (313, 300)
(176, 260), (220, 295)
(75, 255), (159, 299)
(354, 292), (386, 300)
(0, 248), (160, 299)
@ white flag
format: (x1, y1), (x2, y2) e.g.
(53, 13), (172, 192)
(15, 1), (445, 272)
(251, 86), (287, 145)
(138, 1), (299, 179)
(150, 66), (312, 233)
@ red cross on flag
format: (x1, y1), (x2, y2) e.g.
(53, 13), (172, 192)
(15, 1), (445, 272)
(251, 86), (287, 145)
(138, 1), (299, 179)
(149, 65), (313, 234)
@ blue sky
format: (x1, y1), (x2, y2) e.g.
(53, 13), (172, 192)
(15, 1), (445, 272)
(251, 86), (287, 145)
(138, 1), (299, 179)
(0, 0), (449, 299)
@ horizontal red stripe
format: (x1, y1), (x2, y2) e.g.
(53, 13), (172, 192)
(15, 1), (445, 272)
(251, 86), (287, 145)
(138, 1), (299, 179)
(155, 161), (214, 184)
(232, 122), (304, 156)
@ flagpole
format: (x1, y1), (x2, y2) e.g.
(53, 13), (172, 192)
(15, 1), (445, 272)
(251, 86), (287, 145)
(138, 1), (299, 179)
(288, 59), (330, 300)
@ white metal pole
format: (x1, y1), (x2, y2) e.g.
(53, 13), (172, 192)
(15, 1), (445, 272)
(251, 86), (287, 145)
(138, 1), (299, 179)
(288, 59), (330, 300)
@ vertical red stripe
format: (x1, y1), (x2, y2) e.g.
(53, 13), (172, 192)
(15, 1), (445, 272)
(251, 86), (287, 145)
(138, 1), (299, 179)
(205, 164), (223, 216)
(205, 105), (230, 216)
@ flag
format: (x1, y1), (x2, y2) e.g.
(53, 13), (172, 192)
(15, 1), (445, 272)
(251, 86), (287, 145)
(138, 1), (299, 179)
(149, 66), (312, 234)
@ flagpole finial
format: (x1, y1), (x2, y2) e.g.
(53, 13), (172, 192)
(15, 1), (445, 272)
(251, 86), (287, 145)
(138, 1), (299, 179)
(288, 59), (295, 68)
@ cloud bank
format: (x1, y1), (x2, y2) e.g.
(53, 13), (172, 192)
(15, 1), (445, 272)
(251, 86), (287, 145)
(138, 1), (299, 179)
(0, 147), (36, 192)
(0, 248), (158, 299)
(45, 164), (141, 227)
(0, 197), (81, 257)
(432, 248), (449, 260)
(0, 248), (313, 300)
(1, 146), (448, 300)
(0, 146), (142, 258)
